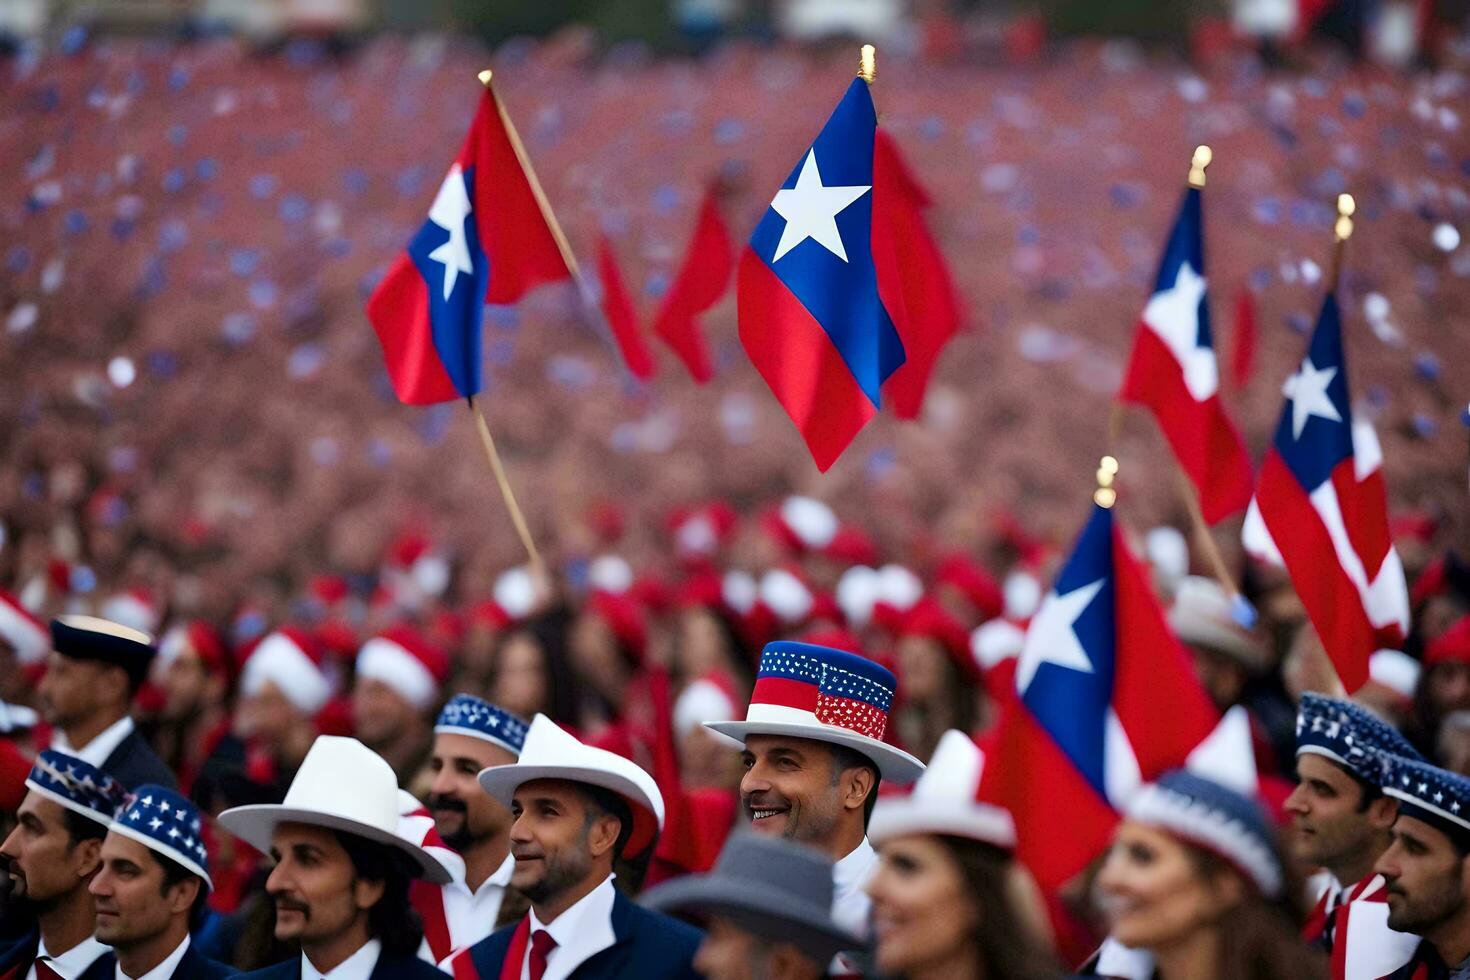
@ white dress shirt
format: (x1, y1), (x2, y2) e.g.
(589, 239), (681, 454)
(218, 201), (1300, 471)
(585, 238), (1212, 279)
(117, 934), (190, 980)
(51, 715), (135, 769)
(521, 874), (618, 980)
(302, 938), (381, 980)
(28, 934), (112, 980)
(829, 837), (878, 977)
(445, 852), (516, 952)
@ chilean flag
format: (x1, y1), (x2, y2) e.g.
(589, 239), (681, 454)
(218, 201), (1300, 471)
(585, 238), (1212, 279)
(979, 502), (1218, 890)
(1119, 186), (1253, 524)
(739, 78), (906, 472)
(1242, 294), (1410, 693)
(367, 82), (572, 405)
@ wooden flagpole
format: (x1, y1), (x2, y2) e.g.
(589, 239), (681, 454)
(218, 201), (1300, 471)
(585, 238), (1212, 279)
(466, 394), (545, 583)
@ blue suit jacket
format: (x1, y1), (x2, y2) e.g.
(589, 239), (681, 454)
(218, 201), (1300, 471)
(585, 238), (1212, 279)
(102, 726), (178, 791)
(0, 931), (114, 980)
(235, 950), (445, 980)
(458, 889), (703, 980)
(168, 943), (238, 979)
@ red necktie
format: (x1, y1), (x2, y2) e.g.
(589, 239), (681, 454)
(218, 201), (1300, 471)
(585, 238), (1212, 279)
(34, 958), (63, 980)
(528, 930), (557, 980)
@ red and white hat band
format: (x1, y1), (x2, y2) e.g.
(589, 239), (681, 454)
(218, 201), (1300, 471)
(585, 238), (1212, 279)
(747, 645), (897, 742)
(242, 633), (331, 715)
(357, 637), (438, 711)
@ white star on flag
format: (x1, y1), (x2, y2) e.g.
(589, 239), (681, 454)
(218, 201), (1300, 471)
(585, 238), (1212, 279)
(769, 149), (871, 263)
(1142, 261), (1218, 401)
(1015, 578), (1106, 694)
(1282, 356), (1341, 439)
(427, 163), (475, 301)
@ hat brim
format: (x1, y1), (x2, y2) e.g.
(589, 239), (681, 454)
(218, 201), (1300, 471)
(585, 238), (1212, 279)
(704, 721), (924, 784)
(108, 821), (214, 891)
(867, 799), (1017, 851)
(1173, 620), (1268, 673)
(477, 763), (660, 855)
(217, 805), (453, 884)
(642, 877), (861, 962)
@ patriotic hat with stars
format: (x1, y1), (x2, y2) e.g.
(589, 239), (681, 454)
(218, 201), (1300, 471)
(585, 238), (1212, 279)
(111, 785), (213, 889)
(1124, 769), (1283, 899)
(434, 695), (528, 757)
(706, 641), (924, 784)
(1295, 692), (1425, 786)
(1383, 756), (1470, 845)
(24, 750), (127, 828)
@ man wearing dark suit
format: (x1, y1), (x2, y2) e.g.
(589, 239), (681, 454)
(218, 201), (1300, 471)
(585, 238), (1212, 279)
(446, 715), (702, 980)
(221, 736), (452, 980)
(90, 784), (235, 979)
(40, 617), (175, 791)
(0, 751), (127, 980)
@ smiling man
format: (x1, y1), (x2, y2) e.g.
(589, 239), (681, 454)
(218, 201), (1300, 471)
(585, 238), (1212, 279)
(704, 641), (923, 968)
(420, 695), (528, 961)
(1286, 693), (1423, 976)
(0, 750), (126, 980)
(446, 714), (701, 979)
(220, 736), (451, 980)
(1376, 756), (1470, 978)
(90, 784), (234, 979)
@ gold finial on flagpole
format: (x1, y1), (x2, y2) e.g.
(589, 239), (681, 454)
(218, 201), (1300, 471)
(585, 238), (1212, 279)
(1188, 145), (1212, 189)
(1095, 456), (1119, 509)
(1335, 192), (1356, 242)
(478, 69), (493, 86)
(1328, 193), (1356, 292)
(858, 45), (876, 84)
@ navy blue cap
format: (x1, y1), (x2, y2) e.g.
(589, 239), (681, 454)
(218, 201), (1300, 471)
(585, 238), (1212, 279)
(1296, 692), (1425, 786)
(434, 695), (528, 757)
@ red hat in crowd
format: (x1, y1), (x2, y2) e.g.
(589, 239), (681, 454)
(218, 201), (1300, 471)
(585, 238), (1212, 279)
(101, 586), (161, 634)
(588, 591), (648, 664)
(468, 599), (513, 631)
(673, 572), (724, 612)
(935, 555), (1005, 622)
(899, 597), (982, 685)
(309, 574), (351, 607)
(240, 627), (333, 715)
(357, 626), (451, 712)
(822, 526), (878, 566)
(669, 502), (738, 565)
(0, 740), (30, 814)
(871, 565), (926, 634)
(760, 496), (840, 555)
(0, 589), (49, 666)
(314, 620), (360, 664)
(157, 620), (230, 680)
(1427, 617), (1470, 668)
(586, 500), (627, 546)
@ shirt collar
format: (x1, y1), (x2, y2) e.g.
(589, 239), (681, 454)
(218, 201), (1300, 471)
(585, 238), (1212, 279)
(529, 874), (618, 968)
(117, 934), (190, 980)
(832, 837), (877, 898)
(52, 715), (135, 769)
(37, 934), (112, 979)
(302, 938), (381, 980)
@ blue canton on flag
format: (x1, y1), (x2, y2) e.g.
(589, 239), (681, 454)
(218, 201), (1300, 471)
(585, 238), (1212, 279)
(1272, 294), (1353, 493)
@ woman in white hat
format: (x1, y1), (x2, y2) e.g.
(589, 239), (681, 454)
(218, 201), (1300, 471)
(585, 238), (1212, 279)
(220, 735), (454, 980)
(865, 731), (1060, 980)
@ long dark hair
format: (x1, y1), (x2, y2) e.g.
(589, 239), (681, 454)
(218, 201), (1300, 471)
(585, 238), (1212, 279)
(1183, 846), (1326, 980)
(489, 608), (580, 725)
(334, 831), (424, 959)
(933, 835), (1061, 980)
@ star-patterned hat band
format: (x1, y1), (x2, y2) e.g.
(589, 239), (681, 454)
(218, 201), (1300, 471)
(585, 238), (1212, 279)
(1383, 755), (1470, 843)
(25, 750), (128, 828)
(111, 783), (213, 889)
(704, 641), (925, 784)
(1295, 692), (1425, 786)
(434, 694), (529, 757)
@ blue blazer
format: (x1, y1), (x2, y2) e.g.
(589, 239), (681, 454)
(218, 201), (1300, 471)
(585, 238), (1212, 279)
(169, 943), (238, 979)
(235, 950), (445, 980)
(103, 726), (178, 791)
(458, 889), (703, 980)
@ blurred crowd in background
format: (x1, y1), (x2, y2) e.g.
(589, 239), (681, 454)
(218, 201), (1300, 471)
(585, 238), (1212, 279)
(2, 0), (1470, 973)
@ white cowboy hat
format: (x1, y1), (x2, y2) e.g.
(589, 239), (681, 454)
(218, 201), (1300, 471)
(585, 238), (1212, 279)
(705, 641), (925, 784)
(868, 730), (1016, 849)
(219, 735), (451, 883)
(477, 714), (665, 856)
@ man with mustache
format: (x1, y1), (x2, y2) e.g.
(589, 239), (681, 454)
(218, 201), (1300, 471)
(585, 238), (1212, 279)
(1285, 694), (1423, 976)
(418, 695), (528, 962)
(445, 714), (702, 979)
(704, 641), (924, 970)
(221, 736), (451, 980)
(0, 750), (126, 980)
(89, 784), (234, 979)
(1376, 756), (1470, 978)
